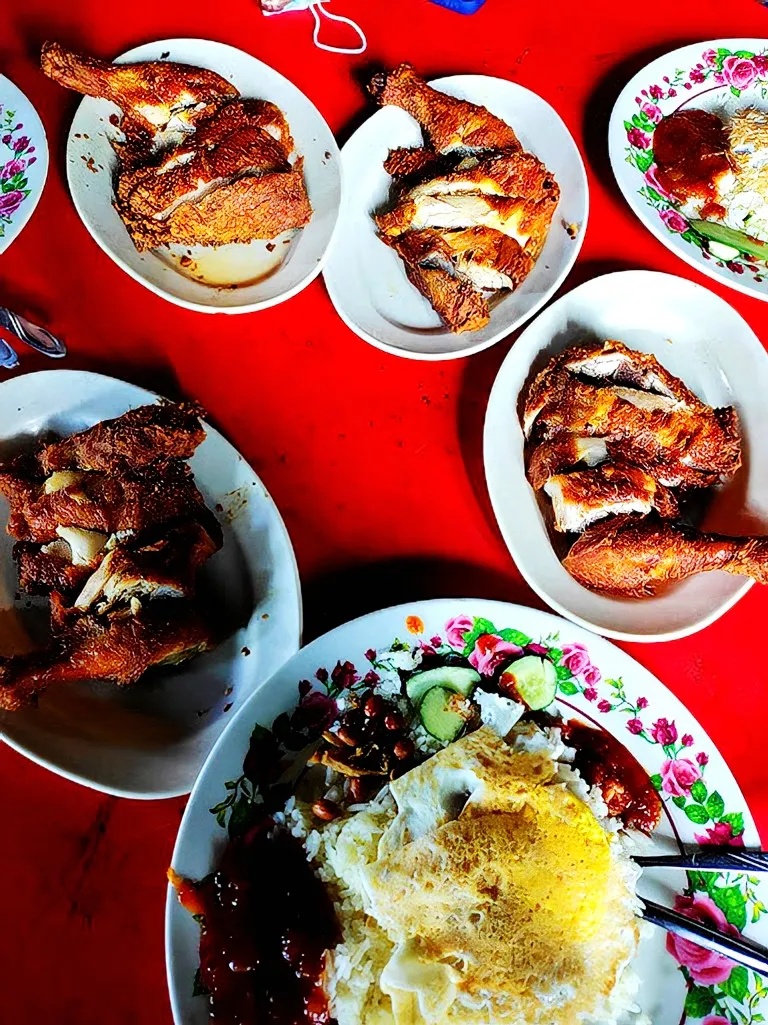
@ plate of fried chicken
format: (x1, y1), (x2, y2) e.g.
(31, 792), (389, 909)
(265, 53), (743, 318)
(484, 270), (768, 641)
(0, 372), (301, 796)
(323, 63), (587, 359)
(41, 39), (341, 313)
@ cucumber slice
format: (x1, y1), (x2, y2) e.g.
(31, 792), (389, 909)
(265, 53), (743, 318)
(499, 656), (557, 711)
(689, 219), (768, 260)
(420, 686), (469, 742)
(406, 666), (480, 708)
(708, 240), (741, 262)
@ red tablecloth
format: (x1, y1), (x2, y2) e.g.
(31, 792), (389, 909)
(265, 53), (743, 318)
(2, 2), (768, 1021)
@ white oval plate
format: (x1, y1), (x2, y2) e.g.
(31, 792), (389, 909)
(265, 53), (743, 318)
(0, 370), (301, 797)
(66, 39), (341, 314)
(0, 74), (48, 255)
(484, 270), (768, 642)
(167, 599), (765, 1025)
(609, 38), (768, 302)
(323, 75), (588, 360)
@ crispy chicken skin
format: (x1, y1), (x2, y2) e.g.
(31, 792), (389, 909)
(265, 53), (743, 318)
(14, 543), (92, 597)
(39, 401), (205, 473)
(383, 146), (447, 181)
(563, 516), (768, 598)
(394, 251), (490, 334)
(543, 464), (678, 533)
(125, 163), (311, 251)
(0, 598), (216, 711)
(369, 63), (520, 155)
(40, 42), (237, 136)
(0, 466), (211, 543)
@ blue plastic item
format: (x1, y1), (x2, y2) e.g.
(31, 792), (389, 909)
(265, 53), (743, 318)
(428, 0), (488, 13)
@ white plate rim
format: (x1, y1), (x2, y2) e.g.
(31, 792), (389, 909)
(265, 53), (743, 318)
(483, 268), (768, 643)
(608, 37), (768, 303)
(323, 73), (589, 361)
(0, 368), (303, 799)
(164, 596), (762, 1025)
(65, 38), (343, 315)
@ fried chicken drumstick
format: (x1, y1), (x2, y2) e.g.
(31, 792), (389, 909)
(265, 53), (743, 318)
(563, 517), (768, 598)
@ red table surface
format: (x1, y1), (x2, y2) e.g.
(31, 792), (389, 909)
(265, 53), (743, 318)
(2, 1), (768, 1021)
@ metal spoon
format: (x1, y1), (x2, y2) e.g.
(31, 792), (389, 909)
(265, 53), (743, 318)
(0, 307), (66, 358)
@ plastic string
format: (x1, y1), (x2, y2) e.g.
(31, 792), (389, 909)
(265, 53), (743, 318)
(310, 2), (367, 54)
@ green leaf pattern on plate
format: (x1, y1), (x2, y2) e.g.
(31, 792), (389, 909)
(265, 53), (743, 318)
(0, 105), (36, 238)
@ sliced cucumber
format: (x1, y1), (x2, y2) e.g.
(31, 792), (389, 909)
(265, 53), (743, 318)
(406, 666), (480, 708)
(689, 219), (768, 260)
(420, 686), (469, 742)
(499, 656), (557, 711)
(708, 240), (741, 262)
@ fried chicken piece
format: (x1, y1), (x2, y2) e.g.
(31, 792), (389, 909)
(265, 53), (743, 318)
(523, 372), (741, 484)
(563, 516), (768, 598)
(369, 63), (520, 155)
(114, 100), (297, 249)
(383, 146), (447, 180)
(41, 41), (238, 137)
(0, 598), (216, 710)
(389, 234), (490, 332)
(526, 435), (728, 491)
(73, 522), (219, 611)
(0, 465), (213, 543)
(390, 226), (533, 293)
(126, 163), (311, 251)
(543, 464), (678, 533)
(14, 543), (92, 598)
(39, 402), (205, 473)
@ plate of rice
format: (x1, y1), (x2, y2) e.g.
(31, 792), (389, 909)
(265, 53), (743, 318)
(166, 599), (765, 1025)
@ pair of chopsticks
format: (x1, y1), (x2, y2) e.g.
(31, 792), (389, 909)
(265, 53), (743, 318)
(0, 306), (66, 368)
(638, 849), (768, 976)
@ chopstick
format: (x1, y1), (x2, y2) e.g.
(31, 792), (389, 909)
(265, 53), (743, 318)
(635, 848), (768, 872)
(642, 898), (768, 977)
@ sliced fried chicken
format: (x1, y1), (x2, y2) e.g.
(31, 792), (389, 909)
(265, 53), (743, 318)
(391, 240), (490, 333)
(560, 340), (704, 407)
(563, 516), (768, 597)
(41, 41), (238, 136)
(543, 465), (678, 533)
(129, 163), (311, 250)
(14, 542), (93, 598)
(383, 146), (447, 180)
(527, 436), (610, 490)
(389, 226), (532, 293)
(369, 63), (520, 155)
(39, 402), (205, 473)
(0, 465), (212, 543)
(0, 598), (216, 711)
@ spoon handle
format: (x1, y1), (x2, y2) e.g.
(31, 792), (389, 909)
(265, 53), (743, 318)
(0, 307), (66, 358)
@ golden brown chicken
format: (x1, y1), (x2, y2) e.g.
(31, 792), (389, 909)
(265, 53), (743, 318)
(563, 516), (768, 597)
(39, 401), (205, 473)
(0, 598), (216, 711)
(369, 65), (558, 333)
(543, 464), (678, 533)
(0, 403), (223, 710)
(41, 42), (312, 255)
(41, 41), (237, 137)
(369, 62), (520, 155)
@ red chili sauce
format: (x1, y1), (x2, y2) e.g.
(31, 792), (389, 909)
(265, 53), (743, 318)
(653, 108), (732, 206)
(172, 815), (339, 1025)
(559, 719), (662, 833)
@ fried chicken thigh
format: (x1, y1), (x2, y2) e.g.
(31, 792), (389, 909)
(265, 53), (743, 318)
(41, 42), (237, 136)
(563, 517), (768, 597)
(0, 598), (216, 711)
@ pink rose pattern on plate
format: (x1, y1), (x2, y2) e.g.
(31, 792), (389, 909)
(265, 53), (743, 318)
(623, 45), (768, 286)
(0, 104), (36, 238)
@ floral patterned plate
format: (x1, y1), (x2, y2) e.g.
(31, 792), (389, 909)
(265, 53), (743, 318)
(608, 38), (768, 302)
(0, 74), (47, 256)
(166, 599), (766, 1025)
